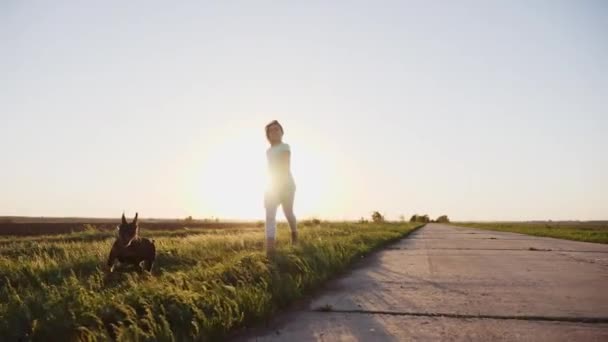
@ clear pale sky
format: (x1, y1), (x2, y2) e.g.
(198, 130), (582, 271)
(2, 1), (607, 221)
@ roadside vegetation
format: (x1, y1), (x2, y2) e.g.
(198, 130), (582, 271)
(453, 221), (608, 244)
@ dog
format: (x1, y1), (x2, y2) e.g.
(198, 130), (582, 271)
(107, 213), (156, 272)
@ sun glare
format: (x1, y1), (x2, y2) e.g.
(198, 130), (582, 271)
(185, 124), (344, 220)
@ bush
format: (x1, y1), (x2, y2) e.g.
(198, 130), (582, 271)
(301, 218), (322, 227)
(371, 211), (385, 223)
(82, 224), (99, 232)
(436, 215), (450, 223)
(410, 214), (430, 223)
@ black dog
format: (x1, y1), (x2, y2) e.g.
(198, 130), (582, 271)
(107, 213), (156, 272)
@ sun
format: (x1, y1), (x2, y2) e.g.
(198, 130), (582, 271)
(191, 134), (266, 220)
(185, 124), (344, 220)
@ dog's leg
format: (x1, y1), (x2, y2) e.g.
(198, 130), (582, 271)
(107, 241), (119, 273)
(142, 259), (153, 272)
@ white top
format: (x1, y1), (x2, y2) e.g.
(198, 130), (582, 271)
(266, 142), (290, 160)
(266, 143), (295, 190)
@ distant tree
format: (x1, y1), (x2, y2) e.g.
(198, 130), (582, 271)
(436, 215), (450, 223)
(184, 216), (194, 224)
(371, 211), (385, 223)
(410, 214), (430, 223)
(399, 215), (405, 222)
(359, 217), (369, 224)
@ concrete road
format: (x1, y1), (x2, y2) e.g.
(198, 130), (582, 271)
(242, 223), (608, 341)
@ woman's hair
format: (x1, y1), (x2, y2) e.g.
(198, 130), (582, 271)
(265, 120), (284, 140)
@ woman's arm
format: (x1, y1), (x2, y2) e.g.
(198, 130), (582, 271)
(278, 150), (291, 173)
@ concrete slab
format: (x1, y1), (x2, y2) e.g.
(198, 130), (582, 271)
(308, 249), (608, 317)
(240, 224), (608, 341)
(249, 312), (608, 342)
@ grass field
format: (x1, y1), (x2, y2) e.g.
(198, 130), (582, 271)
(452, 221), (608, 244)
(0, 221), (422, 341)
(0, 219), (255, 236)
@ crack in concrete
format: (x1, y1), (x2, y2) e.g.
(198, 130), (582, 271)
(387, 247), (608, 253)
(311, 308), (608, 324)
(557, 252), (608, 267)
(409, 238), (545, 241)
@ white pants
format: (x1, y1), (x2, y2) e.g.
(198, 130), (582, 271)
(264, 186), (297, 240)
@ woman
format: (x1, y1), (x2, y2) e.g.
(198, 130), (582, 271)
(264, 120), (297, 256)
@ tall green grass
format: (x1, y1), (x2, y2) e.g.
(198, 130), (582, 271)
(0, 222), (421, 341)
(452, 222), (608, 244)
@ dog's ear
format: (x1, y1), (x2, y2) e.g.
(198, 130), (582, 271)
(132, 212), (138, 225)
(122, 213), (127, 225)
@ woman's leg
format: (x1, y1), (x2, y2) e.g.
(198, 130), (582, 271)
(265, 193), (279, 256)
(281, 189), (298, 244)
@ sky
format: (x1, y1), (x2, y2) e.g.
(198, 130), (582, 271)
(1, 1), (607, 221)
